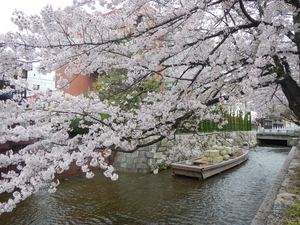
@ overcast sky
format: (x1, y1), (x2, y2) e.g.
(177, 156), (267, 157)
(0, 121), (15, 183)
(0, 0), (74, 34)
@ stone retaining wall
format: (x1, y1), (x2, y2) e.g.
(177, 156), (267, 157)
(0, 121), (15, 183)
(113, 131), (257, 173)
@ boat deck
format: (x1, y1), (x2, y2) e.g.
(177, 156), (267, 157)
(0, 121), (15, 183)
(171, 144), (249, 179)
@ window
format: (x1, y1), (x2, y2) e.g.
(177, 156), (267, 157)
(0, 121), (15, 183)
(265, 121), (272, 127)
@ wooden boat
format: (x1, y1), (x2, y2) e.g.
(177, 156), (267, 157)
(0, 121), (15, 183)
(171, 143), (249, 179)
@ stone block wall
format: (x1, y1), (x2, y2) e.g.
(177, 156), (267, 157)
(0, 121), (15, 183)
(113, 131), (257, 173)
(112, 146), (162, 173)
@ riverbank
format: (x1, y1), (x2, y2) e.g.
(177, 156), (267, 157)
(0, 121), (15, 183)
(113, 131), (257, 173)
(251, 142), (300, 225)
(0, 145), (288, 224)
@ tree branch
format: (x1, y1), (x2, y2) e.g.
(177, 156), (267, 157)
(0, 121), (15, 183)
(238, 0), (260, 26)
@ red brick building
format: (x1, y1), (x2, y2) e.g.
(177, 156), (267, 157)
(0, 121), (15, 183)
(55, 65), (97, 96)
(55, 7), (162, 96)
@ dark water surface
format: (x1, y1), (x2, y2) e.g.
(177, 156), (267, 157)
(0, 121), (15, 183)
(0, 146), (290, 225)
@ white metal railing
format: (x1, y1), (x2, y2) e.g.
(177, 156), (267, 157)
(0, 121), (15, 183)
(257, 128), (300, 137)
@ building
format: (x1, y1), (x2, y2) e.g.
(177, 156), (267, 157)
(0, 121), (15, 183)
(27, 67), (56, 97)
(257, 117), (299, 129)
(54, 6), (162, 97)
(0, 70), (27, 101)
(55, 65), (97, 96)
(0, 70), (37, 164)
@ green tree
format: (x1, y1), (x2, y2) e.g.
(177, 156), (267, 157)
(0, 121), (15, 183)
(93, 69), (162, 110)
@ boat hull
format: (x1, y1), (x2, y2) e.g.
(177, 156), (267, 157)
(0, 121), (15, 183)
(171, 144), (249, 179)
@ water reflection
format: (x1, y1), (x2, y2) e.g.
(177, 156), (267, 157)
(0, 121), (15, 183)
(0, 146), (290, 225)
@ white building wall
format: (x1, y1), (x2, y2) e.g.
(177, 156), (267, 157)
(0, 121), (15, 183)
(27, 68), (56, 96)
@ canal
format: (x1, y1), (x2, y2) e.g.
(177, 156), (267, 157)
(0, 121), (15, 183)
(0, 145), (291, 225)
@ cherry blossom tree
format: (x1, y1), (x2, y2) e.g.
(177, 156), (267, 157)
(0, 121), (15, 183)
(1, 0), (300, 214)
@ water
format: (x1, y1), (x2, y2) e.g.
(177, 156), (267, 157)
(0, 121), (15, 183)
(0, 145), (290, 225)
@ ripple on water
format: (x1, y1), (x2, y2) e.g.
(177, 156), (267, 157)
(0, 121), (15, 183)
(0, 145), (290, 225)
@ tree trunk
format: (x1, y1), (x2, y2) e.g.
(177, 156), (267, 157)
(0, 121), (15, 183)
(277, 74), (300, 124)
